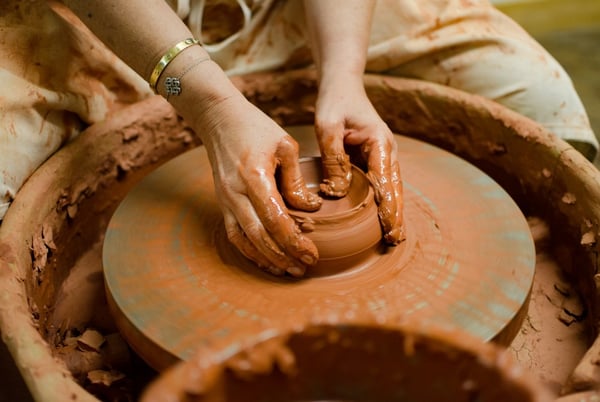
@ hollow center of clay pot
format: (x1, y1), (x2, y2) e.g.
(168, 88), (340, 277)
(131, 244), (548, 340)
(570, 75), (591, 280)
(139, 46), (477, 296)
(284, 157), (383, 276)
(289, 156), (372, 217)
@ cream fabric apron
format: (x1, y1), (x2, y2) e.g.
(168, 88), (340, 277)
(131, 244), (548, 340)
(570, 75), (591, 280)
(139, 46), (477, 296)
(0, 0), (596, 218)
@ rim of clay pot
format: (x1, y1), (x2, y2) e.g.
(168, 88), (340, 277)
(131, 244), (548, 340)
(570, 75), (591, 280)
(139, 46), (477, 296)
(140, 323), (553, 402)
(289, 156), (375, 222)
(286, 155), (382, 270)
(2, 70), (600, 401)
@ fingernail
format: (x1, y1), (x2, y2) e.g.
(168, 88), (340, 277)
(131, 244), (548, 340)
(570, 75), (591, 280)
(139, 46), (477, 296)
(287, 266), (305, 277)
(320, 174), (351, 197)
(266, 266), (285, 276)
(384, 227), (406, 245)
(307, 192), (323, 208)
(300, 253), (317, 266)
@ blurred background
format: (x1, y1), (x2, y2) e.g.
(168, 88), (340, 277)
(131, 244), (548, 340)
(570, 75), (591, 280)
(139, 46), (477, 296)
(496, 0), (600, 167)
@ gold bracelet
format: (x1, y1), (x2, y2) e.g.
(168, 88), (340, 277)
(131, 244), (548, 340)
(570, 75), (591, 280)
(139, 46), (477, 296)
(148, 38), (199, 93)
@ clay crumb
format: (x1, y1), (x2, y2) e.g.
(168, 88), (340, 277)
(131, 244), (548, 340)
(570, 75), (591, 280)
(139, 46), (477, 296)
(77, 329), (105, 352)
(67, 204), (78, 219)
(87, 369), (125, 386)
(561, 193), (577, 205)
(581, 230), (596, 246)
(542, 168), (552, 178)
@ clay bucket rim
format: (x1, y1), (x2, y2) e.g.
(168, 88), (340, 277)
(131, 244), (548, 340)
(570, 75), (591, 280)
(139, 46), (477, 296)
(140, 322), (553, 402)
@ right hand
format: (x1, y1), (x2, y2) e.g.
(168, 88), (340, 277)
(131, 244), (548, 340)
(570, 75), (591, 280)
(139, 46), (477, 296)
(194, 93), (323, 277)
(314, 74), (405, 245)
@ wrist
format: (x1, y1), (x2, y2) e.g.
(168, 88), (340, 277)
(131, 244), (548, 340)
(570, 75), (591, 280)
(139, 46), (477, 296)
(319, 67), (365, 90)
(155, 47), (243, 128)
(318, 69), (366, 100)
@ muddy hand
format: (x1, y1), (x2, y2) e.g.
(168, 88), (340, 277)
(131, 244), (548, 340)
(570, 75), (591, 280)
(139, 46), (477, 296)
(315, 80), (405, 244)
(198, 94), (322, 277)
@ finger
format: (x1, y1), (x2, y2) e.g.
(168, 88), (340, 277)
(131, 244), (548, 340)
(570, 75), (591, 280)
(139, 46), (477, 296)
(387, 158), (405, 243)
(222, 211), (285, 276)
(225, 191), (305, 274)
(277, 137), (322, 212)
(315, 122), (352, 197)
(244, 166), (319, 274)
(363, 138), (405, 245)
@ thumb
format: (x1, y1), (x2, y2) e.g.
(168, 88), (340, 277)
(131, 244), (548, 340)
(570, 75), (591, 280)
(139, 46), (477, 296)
(315, 123), (352, 197)
(277, 137), (323, 211)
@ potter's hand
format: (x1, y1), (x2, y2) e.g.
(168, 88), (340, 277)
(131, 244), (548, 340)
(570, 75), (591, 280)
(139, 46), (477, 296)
(315, 78), (404, 244)
(198, 93), (323, 277)
(302, 0), (402, 244)
(59, 1), (322, 276)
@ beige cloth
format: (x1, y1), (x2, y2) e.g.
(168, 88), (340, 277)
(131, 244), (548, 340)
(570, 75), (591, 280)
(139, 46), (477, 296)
(0, 0), (597, 219)
(0, 1), (151, 218)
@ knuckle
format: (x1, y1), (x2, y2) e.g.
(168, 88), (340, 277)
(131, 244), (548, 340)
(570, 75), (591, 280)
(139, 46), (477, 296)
(278, 135), (300, 155)
(315, 120), (341, 138)
(225, 224), (245, 245)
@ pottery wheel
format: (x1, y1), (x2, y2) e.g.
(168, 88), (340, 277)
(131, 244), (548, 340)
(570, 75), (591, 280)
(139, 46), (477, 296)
(103, 126), (535, 370)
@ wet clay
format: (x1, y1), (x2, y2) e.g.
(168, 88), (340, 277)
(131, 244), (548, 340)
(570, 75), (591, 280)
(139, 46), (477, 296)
(286, 156), (381, 274)
(2, 70), (600, 401)
(102, 125), (535, 371)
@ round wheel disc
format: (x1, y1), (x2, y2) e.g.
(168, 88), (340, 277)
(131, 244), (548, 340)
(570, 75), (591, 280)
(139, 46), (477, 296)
(103, 126), (535, 370)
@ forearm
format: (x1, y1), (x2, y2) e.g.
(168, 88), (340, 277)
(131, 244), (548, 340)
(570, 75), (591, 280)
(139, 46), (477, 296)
(302, 0), (375, 84)
(60, 0), (241, 130)
(61, 0), (194, 79)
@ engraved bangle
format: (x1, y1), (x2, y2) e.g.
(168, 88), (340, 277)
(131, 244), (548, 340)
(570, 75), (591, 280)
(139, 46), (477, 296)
(164, 56), (212, 99)
(148, 38), (199, 93)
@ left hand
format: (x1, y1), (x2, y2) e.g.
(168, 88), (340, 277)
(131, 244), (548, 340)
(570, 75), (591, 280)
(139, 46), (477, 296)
(314, 75), (405, 245)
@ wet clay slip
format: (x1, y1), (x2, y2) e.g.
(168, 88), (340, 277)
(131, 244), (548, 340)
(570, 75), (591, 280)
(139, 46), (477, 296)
(102, 125), (535, 371)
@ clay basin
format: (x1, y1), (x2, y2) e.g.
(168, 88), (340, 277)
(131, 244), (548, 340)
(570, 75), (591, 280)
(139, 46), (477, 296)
(286, 156), (381, 274)
(141, 324), (552, 402)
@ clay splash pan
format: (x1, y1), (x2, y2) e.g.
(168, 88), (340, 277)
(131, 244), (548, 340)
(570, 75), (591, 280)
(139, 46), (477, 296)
(103, 125), (535, 371)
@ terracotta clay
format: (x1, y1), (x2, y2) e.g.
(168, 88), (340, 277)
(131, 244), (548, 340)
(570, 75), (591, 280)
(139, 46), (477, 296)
(2, 71), (600, 401)
(286, 156), (381, 274)
(102, 125), (535, 371)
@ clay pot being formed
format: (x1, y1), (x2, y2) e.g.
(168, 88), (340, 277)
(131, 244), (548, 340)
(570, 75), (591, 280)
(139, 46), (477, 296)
(286, 157), (381, 275)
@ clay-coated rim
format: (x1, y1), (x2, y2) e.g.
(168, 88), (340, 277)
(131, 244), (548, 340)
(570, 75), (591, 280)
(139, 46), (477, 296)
(290, 156), (374, 221)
